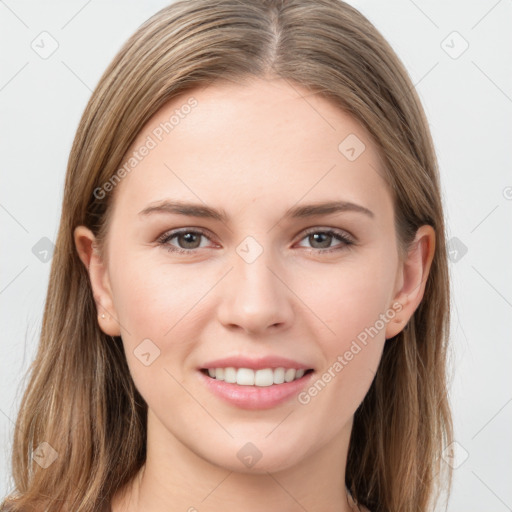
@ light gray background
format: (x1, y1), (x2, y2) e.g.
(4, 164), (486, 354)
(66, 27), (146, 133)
(1, 1), (511, 510)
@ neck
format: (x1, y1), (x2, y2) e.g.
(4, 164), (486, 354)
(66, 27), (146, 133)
(112, 409), (355, 512)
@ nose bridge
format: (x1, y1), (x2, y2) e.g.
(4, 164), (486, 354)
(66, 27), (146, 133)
(217, 235), (293, 334)
(235, 240), (277, 296)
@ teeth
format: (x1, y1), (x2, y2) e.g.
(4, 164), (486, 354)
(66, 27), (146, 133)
(237, 368), (255, 386)
(206, 367), (309, 386)
(224, 367), (236, 383)
(273, 367), (285, 384)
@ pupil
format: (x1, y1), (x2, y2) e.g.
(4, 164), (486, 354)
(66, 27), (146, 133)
(181, 233), (199, 248)
(311, 233), (331, 248)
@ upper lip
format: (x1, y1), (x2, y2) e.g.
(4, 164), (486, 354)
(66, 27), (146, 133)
(200, 355), (313, 371)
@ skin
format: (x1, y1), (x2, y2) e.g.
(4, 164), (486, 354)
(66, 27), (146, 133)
(75, 77), (435, 512)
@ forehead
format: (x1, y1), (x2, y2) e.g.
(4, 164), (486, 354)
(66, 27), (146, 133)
(110, 77), (391, 222)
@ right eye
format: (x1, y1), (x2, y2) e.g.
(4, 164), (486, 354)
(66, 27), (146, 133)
(157, 228), (214, 254)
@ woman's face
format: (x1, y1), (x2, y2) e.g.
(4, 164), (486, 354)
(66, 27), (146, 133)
(78, 77), (427, 474)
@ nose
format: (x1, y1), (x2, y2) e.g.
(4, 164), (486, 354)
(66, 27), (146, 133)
(216, 245), (295, 335)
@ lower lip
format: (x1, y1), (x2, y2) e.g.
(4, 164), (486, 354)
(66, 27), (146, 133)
(197, 370), (315, 410)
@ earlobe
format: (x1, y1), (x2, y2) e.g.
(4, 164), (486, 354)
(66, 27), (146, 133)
(385, 225), (436, 340)
(74, 226), (121, 336)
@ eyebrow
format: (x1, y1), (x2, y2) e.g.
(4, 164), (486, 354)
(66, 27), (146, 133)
(138, 199), (374, 221)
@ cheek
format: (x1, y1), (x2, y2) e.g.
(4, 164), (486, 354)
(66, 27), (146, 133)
(109, 250), (207, 338)
(295, 273), (391, 436)
(299, 251), (396, 346)
(106, 252), (205, 390)
(107, 255), (203, 404)
(294, 250), (395, 404)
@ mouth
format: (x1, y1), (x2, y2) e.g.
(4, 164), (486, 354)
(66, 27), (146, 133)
(198, 366), (316, 410)
(200, 367), (315, 387)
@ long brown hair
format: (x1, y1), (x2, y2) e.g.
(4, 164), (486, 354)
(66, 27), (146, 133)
(2, 1), (453, 510)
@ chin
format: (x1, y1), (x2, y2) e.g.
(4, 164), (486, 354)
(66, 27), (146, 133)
(203, 441), (306, 475)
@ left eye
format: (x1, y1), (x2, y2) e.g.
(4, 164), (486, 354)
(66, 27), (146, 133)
(157, 228), (354, 254)
(296, 229), (354, 252)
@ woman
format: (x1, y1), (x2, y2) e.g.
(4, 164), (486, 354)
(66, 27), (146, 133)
(1, 0), (453, 511)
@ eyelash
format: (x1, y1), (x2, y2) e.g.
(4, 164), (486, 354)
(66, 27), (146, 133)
(157, 227), (355, 255)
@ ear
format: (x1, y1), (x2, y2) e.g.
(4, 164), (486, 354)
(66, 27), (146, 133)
(74, 226), (121, 336)
(385, 225), (436, 340)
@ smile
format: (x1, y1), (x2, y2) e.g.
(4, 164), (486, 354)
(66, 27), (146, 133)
(201, 367), (314, 386)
